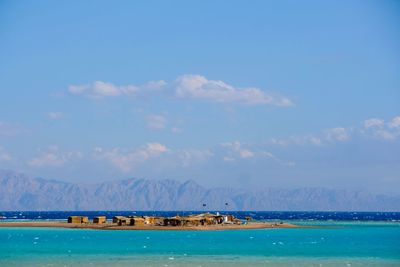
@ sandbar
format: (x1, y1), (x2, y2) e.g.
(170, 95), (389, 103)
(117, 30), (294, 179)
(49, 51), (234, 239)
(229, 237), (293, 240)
(0, 221), (310, 230)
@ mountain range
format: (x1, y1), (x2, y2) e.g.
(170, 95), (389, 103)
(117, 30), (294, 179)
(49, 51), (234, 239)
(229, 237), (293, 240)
(0, 170), (399, 211)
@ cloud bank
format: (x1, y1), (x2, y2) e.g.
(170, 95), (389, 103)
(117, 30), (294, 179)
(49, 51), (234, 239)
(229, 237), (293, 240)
(93, 143), (169, 172)
(175, 74), (293, 106)
(270, 116), (400, 147)
(362, 116), (400, 140)
(68, 75), (293, 107)
(28, 146), (82, 167)
(68, 80), (166, 98)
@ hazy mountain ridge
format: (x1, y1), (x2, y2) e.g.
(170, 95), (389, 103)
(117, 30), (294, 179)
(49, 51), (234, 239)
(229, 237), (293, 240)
(0, 170), (399, 211)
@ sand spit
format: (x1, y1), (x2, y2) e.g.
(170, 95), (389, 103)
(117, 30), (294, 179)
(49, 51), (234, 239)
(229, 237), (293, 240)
(0, 221), (310, 230)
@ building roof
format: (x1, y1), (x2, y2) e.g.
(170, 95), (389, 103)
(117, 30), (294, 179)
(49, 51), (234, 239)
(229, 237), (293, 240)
(113, 216), (127, 219)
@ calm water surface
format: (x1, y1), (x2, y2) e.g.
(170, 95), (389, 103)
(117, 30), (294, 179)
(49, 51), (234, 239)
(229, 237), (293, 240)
(0, 211), (399, 266)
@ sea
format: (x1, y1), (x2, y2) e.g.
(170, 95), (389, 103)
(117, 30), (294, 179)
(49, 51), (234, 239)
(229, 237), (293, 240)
(0, 211), (399, 266)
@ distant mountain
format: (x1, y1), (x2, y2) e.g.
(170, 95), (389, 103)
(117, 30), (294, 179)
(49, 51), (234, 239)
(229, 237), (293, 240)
(0, 170), (399, 211)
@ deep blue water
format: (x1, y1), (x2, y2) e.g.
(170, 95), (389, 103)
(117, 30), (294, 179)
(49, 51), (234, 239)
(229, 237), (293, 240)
(1, 210), (400, 221)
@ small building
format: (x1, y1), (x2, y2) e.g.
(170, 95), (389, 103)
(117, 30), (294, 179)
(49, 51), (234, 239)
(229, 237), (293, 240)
(187, 213), (224, 225)
(68, 216), (89, 224)
(93, 216), (107, 224)
(129, 217), (145, 226)
(223, 215), (235, 223)
(144, 216), (164, 226)
(185, 217), (202, 226)
(164, 216), (185, 226)
(112, 216), (128, 226)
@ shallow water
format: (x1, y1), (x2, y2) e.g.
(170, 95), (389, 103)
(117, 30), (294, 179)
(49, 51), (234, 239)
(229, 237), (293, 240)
(1, 219), (399, 266)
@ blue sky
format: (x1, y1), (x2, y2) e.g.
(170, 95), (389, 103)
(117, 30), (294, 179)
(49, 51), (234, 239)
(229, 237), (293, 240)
(0, 0), (399, 192)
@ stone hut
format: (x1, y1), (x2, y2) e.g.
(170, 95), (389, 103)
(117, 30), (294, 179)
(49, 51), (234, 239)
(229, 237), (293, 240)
(164, 216), (185, 226)
(112, 216), (128, 226)
(185, 217), (202, 226)
(144, 216), (164, 226)
(93, 216), (107, 224)
(68, 216), (89, 224)
(129, 217), (145, 226)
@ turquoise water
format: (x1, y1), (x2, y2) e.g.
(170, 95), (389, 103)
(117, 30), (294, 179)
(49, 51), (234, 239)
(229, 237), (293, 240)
(1, 222), (399, 266)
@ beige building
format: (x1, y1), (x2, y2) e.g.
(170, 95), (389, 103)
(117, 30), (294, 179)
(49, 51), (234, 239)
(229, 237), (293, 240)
(112, 216), (128, 225)
(68, 216), (89, 224)
(93, 216), (107, 224)
(129, 217), (145, 226)
(144, 216), (164, 226)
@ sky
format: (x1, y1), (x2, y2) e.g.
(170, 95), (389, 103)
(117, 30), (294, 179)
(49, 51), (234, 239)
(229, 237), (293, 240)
(0, 0), (399, 193)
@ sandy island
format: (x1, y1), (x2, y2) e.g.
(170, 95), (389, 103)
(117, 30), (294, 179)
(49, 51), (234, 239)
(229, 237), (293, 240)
(0, 221), (309, 230)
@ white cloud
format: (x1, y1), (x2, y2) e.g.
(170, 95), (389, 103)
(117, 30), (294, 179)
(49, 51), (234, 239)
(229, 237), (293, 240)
(0, 147), (12, 162)
(374, 130), (395, 140)
(28, 146), (82, 167)
(260, 151), (275, 158)
(270, 138), (289, 146)
(94, 143), (213, 170)
(68, 80), (166, 98)
(143, 80), (168, 91)
(270, 115), (400, 147)
(271, 128), (351, 146)
(239, 149), (255, 158)
(221, 141), (294, 166)
(362, 116), (400, 140)
(146, 143), (168, 153)
(175, 149), (214, 166)
(0, 122), (22, 137)
(325, 127), (351, 142)
(270, 135), (324, 147)
(309, 136), (323, 146)
(67, 75), (291, 107)
(175, 74), (293, 106)
(68, 81), (132, 97)
(93, 143), (168, 172)
(223, 156), (235, 162)
(221, 141), (275, 160)
(146, 115), (167, 130)
(364, 118), (384, 128)
(389, 116), (400, 128)
(47, 112), (63, 120)
(222, 141), (255, 159)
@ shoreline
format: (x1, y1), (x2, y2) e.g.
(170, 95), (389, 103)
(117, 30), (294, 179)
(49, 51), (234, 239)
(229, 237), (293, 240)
(0, 221), (310, 230)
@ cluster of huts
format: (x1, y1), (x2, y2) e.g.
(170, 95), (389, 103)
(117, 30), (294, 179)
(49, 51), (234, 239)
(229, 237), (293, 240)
(67, 215), (106, 224)
(67, 213), (246, 226)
